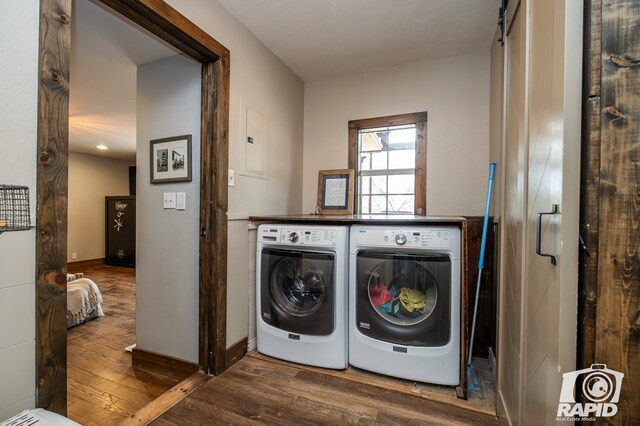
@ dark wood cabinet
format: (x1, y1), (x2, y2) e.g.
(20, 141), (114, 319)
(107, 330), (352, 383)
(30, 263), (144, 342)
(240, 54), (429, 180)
(463, 217), (497, 359)
(105, 196), (135, 267)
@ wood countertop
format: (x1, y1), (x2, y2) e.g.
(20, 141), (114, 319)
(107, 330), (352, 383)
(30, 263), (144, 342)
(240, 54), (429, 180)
(248, 214), (467, 225)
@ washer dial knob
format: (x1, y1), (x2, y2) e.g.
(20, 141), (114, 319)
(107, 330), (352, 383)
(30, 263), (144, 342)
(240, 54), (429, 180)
(395, 233), (407, 245)
(289, 232), (299, 243)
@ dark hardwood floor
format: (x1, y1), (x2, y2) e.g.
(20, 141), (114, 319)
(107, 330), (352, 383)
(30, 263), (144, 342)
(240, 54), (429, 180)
(149, 355), (499, 425)
(67, 263), (497, 425)
(66, 263), (181, 425)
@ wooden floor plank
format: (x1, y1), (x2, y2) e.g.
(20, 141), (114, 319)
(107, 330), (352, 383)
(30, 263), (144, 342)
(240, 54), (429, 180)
(121, 371), (211, 426)
(66, 392), (129, 426)
(194, 371), (374, 425)
(152, 357), (498, 425)
(68, 377), (137, 418)
(66, 264), (180, 424)
(153, 396), (259, 426)
(246, 352), (496, 417)
(147, 418), (179, 426)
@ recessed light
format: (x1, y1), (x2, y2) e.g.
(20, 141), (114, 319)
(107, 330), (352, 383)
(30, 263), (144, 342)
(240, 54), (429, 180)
(96, 145), (108, 150)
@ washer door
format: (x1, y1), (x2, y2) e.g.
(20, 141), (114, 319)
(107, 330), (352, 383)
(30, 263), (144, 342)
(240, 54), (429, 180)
(261, 248), (335, 335)
(355, 251), (451, 346)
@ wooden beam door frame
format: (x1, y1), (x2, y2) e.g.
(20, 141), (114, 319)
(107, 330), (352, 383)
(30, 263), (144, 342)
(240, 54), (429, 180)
(37, 0), (229, 413)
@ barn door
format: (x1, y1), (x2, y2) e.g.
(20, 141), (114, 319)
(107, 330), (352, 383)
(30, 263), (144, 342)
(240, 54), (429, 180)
(497, 0), (527, 422)
(498, 0), (581, 424)
(521, 0), (581, 423)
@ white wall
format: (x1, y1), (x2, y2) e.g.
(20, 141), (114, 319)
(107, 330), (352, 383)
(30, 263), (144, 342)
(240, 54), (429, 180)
(0, 0), (38, 420)
(136, 55), (201, 362)
(68, 152), (131, 262)
(166, 0), (304, 219)
(489, 32), (504, 218)
(164, 0), (305, 349)
(302, 51), (491, 216)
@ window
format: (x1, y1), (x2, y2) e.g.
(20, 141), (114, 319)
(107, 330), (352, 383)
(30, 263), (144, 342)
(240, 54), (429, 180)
(348, 112), (427, 215)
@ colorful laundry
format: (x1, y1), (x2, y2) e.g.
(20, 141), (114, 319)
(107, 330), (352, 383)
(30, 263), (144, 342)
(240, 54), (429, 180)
(398, 287), (427, 313)
(378, 287), (398, 314)
(369, 283), (391, 307)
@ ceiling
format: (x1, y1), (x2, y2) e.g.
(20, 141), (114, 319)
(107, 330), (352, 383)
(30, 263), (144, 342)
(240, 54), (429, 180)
(69, 0), (178, 161)
(218, 0), (500, 81)
(70, 0), (500, 160)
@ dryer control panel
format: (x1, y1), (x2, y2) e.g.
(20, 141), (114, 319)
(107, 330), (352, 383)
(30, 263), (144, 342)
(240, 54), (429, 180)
(356, 228), (451, 249)
(258, 226), (337, 246)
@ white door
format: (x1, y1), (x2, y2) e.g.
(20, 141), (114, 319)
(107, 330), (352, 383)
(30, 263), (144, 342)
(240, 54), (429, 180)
(498, 0), (581, 424)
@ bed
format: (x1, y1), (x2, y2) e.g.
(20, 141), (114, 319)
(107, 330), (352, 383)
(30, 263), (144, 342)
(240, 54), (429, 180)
(67, 273), (104, 328)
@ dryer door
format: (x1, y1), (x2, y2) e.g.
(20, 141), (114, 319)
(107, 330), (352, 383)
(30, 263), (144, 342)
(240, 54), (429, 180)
(355, 251), (451, 346)
(260, 248), (335, 335)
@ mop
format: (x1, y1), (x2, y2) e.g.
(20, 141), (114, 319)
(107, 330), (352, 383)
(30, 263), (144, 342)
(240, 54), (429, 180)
(467, 162), (496, 391)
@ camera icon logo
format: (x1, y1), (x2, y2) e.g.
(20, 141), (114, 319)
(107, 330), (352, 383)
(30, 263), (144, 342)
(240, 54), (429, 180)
(557, 364), (624, 420)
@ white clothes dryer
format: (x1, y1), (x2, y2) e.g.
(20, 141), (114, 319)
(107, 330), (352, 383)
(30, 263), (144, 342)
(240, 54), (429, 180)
(256, 224), (349, 369)
(349, 225), (461, 385)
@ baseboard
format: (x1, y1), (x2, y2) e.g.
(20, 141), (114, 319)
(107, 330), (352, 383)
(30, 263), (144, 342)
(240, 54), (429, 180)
(132, 347), (200, 381)
(247, 337), (257, 351)
(67, 258), (104, 271)
(226, 337), (248, 369)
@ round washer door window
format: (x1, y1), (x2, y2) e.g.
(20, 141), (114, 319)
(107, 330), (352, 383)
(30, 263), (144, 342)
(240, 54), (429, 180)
(270, 258), (326, 317)
(366, 259), (438, 326)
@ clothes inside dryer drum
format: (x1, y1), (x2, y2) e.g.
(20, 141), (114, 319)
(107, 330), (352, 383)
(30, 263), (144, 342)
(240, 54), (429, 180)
(356, 251), (451, 347)
(398, 287), (427, 312)
(366, 258), (438, 326)
(369, 282), (392, 307)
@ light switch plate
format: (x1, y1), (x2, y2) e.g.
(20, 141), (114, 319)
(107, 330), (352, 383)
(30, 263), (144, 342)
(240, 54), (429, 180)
(176, 192), (186, 210)
(163, 192), (176, 209)
(228, 169), (235, 187)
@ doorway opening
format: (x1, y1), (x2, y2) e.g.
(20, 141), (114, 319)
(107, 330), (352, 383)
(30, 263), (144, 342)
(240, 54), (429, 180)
(64, 1), (205, 421)
(37, 0), (230, 415)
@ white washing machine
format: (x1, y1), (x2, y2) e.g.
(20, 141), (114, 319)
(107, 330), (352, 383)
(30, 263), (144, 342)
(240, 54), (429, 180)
(256, 224), (349, 369)
(349, 225), (461, 385)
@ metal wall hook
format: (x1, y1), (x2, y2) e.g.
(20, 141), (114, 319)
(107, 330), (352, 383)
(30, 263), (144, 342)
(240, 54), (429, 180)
(536, 204), (559, 265)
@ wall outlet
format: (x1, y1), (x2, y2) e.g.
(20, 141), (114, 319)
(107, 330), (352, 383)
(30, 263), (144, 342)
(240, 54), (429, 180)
(163, 192), (176, 209)
(228, 169), (235, 187)
(71, 252), (78, 260)
(176, 192), (186, 210)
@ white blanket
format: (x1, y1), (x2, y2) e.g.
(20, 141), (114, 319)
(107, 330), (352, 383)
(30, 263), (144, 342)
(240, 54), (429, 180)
(67, 277), (104, 328)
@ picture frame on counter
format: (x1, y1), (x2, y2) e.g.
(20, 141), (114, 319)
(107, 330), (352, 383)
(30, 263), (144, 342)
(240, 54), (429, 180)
(150, 135), (192, 184)
(316, 169), (354, 215)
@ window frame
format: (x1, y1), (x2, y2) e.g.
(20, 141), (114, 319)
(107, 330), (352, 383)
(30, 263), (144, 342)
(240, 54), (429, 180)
(348, 112), (427, 215)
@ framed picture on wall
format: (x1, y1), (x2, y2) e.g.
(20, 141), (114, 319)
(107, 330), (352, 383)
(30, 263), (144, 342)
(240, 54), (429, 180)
(316, 169), (354, 215)
(150, 135), (192, 183)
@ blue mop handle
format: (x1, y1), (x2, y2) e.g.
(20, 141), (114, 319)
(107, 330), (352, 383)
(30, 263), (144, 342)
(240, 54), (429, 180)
(477, 163), (496, 270)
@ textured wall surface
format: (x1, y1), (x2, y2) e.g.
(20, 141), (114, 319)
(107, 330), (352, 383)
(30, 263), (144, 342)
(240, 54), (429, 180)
(0, 0), (39, 420)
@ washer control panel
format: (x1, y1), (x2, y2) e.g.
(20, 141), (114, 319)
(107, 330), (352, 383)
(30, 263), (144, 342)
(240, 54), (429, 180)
(258, 226), (337, 246)
(356, 228), (451, 249)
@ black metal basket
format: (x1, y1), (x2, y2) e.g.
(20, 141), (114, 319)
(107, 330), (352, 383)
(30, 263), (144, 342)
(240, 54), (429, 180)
(0, 185), (32, 232)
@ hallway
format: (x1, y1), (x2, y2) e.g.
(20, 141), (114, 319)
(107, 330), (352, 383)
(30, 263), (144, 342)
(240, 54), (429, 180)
(66, 264), (181, 425)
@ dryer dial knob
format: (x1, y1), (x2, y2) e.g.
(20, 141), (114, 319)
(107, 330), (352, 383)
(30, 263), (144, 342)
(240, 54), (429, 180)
(395, 233), (407, 245)
(289, 232), (299, 243)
